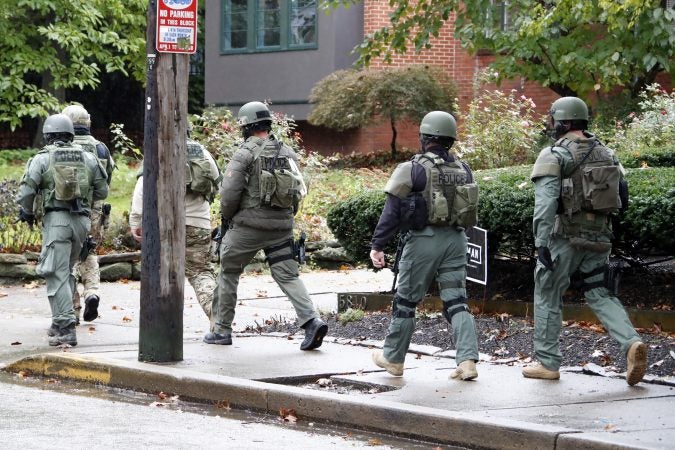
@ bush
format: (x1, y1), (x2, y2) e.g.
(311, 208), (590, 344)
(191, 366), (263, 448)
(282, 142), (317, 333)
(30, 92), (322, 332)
(327, 166), (675, 265)
(456, 83), (543, 170)
(0, 179), (41, 253)
(598, 84), (675, 168)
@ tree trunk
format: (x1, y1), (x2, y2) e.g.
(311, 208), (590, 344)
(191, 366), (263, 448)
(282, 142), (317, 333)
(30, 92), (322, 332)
(390, 116), (397, 158)
(138, 0), (188, 362)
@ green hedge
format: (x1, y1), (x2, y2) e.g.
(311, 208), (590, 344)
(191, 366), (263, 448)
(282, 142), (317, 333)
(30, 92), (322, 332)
(328, 166), (675, 265)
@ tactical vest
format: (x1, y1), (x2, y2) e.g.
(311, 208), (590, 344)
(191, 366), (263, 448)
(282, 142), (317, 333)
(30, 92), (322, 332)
(557, 137), (622, 216)
(240, 137), (306, 212)
(40, 143), (92, 209)
(185, 139), (219, 202)
(74, 134), (108, 172)
(414, 152), (478, 228)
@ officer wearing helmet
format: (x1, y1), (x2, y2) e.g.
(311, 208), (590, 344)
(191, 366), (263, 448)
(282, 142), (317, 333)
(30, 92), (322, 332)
(370, 111), (480, 380)
(62, 103), (115, 324)
(206, 101), (328, 350)
(523, 97), (646, 385)
(15, 113), (108, 346)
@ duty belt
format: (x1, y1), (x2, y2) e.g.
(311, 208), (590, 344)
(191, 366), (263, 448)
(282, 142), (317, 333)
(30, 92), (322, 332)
(45, 207), (90, 217)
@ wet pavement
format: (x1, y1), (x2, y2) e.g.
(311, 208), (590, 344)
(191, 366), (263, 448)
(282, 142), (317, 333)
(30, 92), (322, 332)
(1, 269), (674, 449)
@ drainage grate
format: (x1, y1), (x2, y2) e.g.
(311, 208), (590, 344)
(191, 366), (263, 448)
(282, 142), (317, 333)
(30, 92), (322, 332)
(258, 374), (400, 395)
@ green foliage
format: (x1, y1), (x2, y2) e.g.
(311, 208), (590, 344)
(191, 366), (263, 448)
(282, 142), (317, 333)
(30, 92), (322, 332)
(308, 65), (457, 155)
(601, 84), (675, 168)
(338, 0), (675, 99)
(109, 123), (142, 160)
(457, 84), (544, 169)
(0, 0), (147, 129)
(0, 180), (41, 253)
(337, 308), (365, 325)
(327, 165), (675, 265)
(190, 106), (303, 165)
(327, 190), (395, 264)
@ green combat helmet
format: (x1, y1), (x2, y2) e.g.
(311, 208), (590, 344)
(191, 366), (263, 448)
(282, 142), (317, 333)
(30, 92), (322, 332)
(43, 113), (74, 136)
(61, 104), (91, 128)
(419, 111), (457, 139)
(237, 101), (272, 127)
(550, 97), (588, 122)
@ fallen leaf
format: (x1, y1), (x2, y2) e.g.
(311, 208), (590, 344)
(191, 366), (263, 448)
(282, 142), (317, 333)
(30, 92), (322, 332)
(88, 326), (96, 332)
(287, 336), (294, 340)
(215, 400), (230, 409)
(111, 305), (118, 310)
(367, 438), (382, 446)
(122, 316), (132, 323)
(158, 391), (169, 400)
(496, 312), (511, 322)
(17, 370), (29, 378)
(10, 341), (21, 346)
(415, 353), (422, 359)
(338, 264), (351, 271)
(255, 290), (267, 298)
(149, 402), (168, 407)
(279, 407), (298, 423)
(23, 281), (39, 289)
(119, 278), (130, 284)
(45, 379), (58, 384)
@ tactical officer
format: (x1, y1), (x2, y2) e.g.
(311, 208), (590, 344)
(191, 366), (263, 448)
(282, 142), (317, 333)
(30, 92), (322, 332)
(206, 101), (328, 350)
(16, 114), (108, 346)
(370, 111), (480, 380)
(62, 104), (115, 324)
(523, 97), (647, 385)
(129, 132), (221, 319)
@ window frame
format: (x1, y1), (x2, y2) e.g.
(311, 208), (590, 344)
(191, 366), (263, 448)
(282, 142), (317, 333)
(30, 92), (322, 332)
(220, 0), (318, 54)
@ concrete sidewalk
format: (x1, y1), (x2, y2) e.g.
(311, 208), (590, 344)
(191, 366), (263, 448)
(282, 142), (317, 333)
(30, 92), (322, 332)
(1, 269), (673, 449)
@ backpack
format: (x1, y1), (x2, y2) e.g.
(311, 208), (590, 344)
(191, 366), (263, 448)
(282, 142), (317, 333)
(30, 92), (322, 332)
(45, 144), (91, 203)
(185, 140), (219, 202)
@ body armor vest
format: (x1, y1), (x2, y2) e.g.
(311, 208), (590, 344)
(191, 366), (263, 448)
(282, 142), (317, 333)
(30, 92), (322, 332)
(40, 143), (92, 210)
(240, 137), (305, 212)
(557, 137), (621, 216)
(414, 152), (478, 228)
(74, 134), (108, 172)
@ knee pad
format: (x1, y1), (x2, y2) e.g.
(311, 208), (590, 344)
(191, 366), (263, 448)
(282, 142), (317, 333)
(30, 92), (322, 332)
(392, 295), (416, 318)
(442, 297), (469, 322)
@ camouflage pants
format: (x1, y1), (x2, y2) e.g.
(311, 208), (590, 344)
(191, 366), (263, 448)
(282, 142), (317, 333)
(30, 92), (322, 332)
(72, 203), (104, 312)
(186, 225), (216, 320)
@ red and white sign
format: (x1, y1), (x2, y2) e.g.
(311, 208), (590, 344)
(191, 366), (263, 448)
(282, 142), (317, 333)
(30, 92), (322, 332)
(156, 0), (198, 54)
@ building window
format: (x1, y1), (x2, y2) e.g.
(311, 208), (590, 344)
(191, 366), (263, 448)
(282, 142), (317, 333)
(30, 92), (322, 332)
(221, 0), (317, 53)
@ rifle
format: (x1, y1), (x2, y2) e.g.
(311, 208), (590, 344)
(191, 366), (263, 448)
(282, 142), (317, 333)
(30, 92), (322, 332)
(101, 203), (112, 230)
(213, 215), (230, 262)
(79, 235), (97, 262)
(294, 231), (307, 264)
(390, 232), (408, 293)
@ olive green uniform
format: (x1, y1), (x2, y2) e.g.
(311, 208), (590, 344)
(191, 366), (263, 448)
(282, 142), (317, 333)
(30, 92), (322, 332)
(212, 135), (318, 334)
(531, 131), (640, 371)
(374, 149), (480, 365)
(16, 142), (108, 328)
(71, 133), (115, 311)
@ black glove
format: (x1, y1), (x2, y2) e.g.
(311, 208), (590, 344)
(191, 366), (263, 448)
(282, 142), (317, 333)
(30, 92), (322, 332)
(18, 207), (35, 229)
(537, 246), (554, 270)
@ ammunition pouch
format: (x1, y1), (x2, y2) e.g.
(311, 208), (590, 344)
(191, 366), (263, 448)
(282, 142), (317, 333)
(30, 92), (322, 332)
(569, 237), (612, 253)
(399, 193), (427, 231)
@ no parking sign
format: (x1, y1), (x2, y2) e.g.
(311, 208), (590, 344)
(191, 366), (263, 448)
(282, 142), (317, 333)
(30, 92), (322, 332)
(156, 0), (198, 53)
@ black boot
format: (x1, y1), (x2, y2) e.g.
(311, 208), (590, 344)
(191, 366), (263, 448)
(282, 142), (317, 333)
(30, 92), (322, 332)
(48, 324), (77, 347)
(46, 323), (59, 337)
(300, 318), (328, 351)
(83, 295), (99, 322)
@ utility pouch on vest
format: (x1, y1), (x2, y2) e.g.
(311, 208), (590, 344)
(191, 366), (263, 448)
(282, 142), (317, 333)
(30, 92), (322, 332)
(453, 183), (479, 228)
(431, 191), (449, 223)
(53, 165), (83, 201)
(400, 193), (427, 231)
(582, 165), (621, 213)
(258, 142), (304, 210)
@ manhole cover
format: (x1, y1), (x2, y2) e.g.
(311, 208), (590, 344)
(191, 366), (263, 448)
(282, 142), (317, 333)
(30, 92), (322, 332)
(258, 374), (399, 395)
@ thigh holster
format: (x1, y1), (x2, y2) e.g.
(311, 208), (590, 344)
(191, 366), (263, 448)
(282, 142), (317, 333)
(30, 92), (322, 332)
(442, 296), (469, 322)
(392, 295), (416, 318)
(264, 239), (294, 266)
(580, 265), (607, 293)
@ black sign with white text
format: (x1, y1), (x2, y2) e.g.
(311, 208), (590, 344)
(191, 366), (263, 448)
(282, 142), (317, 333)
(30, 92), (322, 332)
(466, 226), (487, 285)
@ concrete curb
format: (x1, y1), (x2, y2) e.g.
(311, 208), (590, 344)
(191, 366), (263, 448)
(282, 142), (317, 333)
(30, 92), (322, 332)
(4, 353), (584, 449)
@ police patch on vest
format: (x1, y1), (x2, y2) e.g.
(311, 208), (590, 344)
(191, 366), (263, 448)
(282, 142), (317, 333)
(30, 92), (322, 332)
(53, 149), (84, 163)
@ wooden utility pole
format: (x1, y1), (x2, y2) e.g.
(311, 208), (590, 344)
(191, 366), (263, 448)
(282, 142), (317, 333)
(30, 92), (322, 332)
(138, 0), (188, 362)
